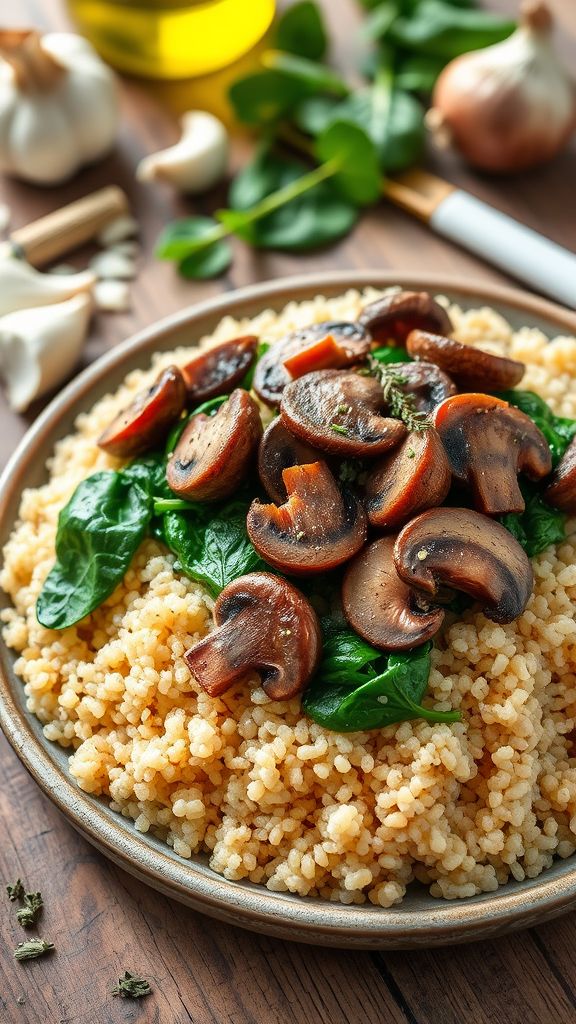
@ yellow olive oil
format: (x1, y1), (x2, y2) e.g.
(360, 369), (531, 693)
(67, 0), (276, 79)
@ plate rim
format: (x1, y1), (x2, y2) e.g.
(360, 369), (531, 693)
(2, 269), (576, 949)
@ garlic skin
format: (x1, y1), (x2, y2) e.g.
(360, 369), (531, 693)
(0, 293), (91, 412)
(428, 1), (576, 173)
(0, 256), (95, 318)
(136, 110), (229, 194)
(0, 30), (118, 185)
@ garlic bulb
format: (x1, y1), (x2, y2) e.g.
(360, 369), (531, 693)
(0, 256), (94, 318)
(0, 293), (91, 411)
(428, 1), (576, 173)
(136, 110), (229, 194)
(0, 30), (118, 185)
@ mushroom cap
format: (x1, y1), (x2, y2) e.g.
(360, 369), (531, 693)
(247, 461), (367, 576)
(359, 291), (453, 345)
(544, 436), (576, 511)
(98, 365), (187, 459)
(280, 370), (406, 457)
(434, 393), (552, 515)
(394, 361), (457, 414)
(258, 418), (325, 504)
(407, 330), (525, 392)
(184, 572), (322, 700)
(394, 506), (534, 624)
(342, 536), (444, 650)
(365, 428), (452, 530)
(181, 335), (258, 402)
(253, 321), (370, 408)
(166, 388), (262, 501)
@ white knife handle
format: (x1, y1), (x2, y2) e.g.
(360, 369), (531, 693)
(430, 190), (576, 309)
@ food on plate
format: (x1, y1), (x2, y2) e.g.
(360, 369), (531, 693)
(3, 286), (576, 908)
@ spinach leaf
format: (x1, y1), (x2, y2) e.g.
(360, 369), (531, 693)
(315, 120), (381, 205)
(501, 482), (566, 559)
(161, 500), (266, 598)
(229, 69), (314, 125)
(389, 0), (514, 59)
(155, 217), (232, 280)
(303, 635), (460, 732)
(371, 345), (412, 364)
(499, 389), (576, 466)
(122, 452), (171, 499)
(36, 471), (152, 630)
(228, 148), (358, 250)
(395, 54), (445, 94)
(262, 51), (348, 98)
(275, 0), (328, 61)
(293, 95), (341, 136)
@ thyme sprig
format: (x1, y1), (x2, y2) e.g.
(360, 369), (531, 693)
(366, 355), (429, 433)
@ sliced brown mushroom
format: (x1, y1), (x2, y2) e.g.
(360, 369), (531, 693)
(365, 428), (451, 530)
(181, 335), (258, 402)
(407, 330), (525, 391)
(247, 461), (366, 576)
(253, 321), (371, 408)
(394, 507), (534, 624)
(184, 572), (322, 700)
(394, 361), (457, 415)
(258, 419), (325, 503)
(98, 365), (187, 458)
(280, 370), (406, 458)
(544, 436), (576, 511)
(433, 393), (551, 515)
(342, 536), (444, 650)
(166, 389), (262, 501)
(359, 291), (453, 346)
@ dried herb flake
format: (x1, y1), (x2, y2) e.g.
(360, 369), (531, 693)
(112, 971), (152, 999)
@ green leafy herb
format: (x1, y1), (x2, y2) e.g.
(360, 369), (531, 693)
(229, 69), (314, 125)
(303, 634), (459, 731)
(161, 500), (266, 598)
(36, 471), (152, 630)
(367, 355), (428, 431)
(14, 939), (54, 962)
(330, 423), (349, 435)
(389, 0), (515, 59)
(293, 95), (341, 136)
(155, 216), (232, 280)
(499, 389), (576, 466)
(315, 119), (381, 204)
(7, 880), (24, 902)
(15, 892), (43, 929)
(275, 0), (328, 60)
(371, 345), (412, 364)
(501, 482), (567, 559)
(262, 51), (349, 98)
(395, 54), (445, 93)
(112, 971), (152, 999)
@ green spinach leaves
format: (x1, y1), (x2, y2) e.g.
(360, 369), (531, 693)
(303, 632), (460, 732)
(36, 471), (153, 630)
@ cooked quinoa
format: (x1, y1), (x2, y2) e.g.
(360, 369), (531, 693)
(2, 288), (576, 907)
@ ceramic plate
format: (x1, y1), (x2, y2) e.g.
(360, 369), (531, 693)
(2, 272), (576, 949)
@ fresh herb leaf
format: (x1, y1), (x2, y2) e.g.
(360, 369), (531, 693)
(371, 345), (412, 364)
(261, 51), (349, 97)
(395, 54), (445, 93)
(275, 0), (328, 60)
(501, 482), (566, 559)
(389, 0), (515, 59)
(303, 637), (459, 731)
(7, 880), (24, 902)
(112, 972), (152, 999)
(180, 240), (232, 280)
(14, 939), (54, 962)
(293, 95), (341, 136)
(155, 217), (232, 280)
(36, 471), (152, 630)
(161, 501), (266, 598)
(229, 69), (313, 125)
(241, 340), (270, 390)
(367, 355), (428, 431)
(16, 893), (43, 929)
(228, 148), (358, 251)
(315, 120), (381, 204)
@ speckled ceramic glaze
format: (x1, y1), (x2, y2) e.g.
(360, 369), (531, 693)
(1, 272), (576, 949)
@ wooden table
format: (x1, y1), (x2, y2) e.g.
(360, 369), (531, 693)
(1, 1), (576, 1021)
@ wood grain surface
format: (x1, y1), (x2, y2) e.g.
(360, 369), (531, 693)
(1, 1), (576, 1021)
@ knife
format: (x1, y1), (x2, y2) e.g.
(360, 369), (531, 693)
(387, 170), (576, 309)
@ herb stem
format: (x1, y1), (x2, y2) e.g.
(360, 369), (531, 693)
(220, 157), (341, 228)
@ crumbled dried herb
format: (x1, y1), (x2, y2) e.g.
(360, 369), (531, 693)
(330, 423), (348, 435)
(112, 971), (152, 999)
(16, 892), (43, 929)
(6, 880), (24, 903)
(366, 355), (429, 433)
(14, 939), (54, 962)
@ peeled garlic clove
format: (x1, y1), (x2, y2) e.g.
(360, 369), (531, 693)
(94, 279), (131, 312)
(0, 256), (95, 318)
(89, 250), (137, 280)
(136, 110), (229, 194)
(97, 214), (139, 246)
(0, 293), (91, 411)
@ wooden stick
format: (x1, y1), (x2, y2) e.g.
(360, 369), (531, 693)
(10, 186), (130, 267)
(386, 169), (455, 223)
